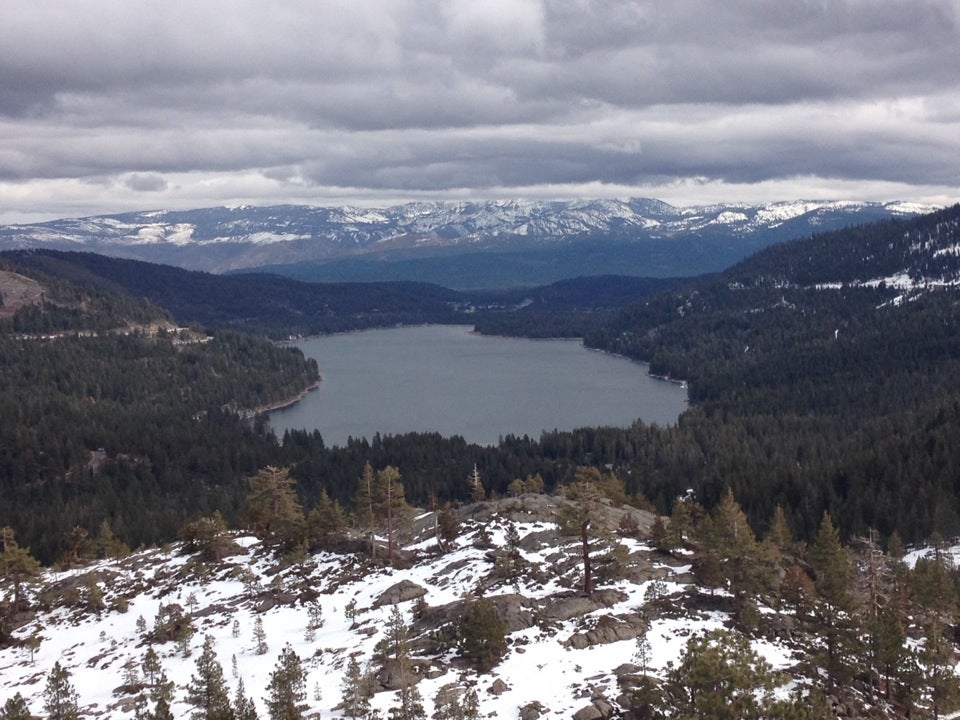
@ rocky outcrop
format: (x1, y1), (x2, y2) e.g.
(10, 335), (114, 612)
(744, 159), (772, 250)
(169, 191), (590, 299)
(565, 613), (647, 649)
(373, 579), (428, 608)
(542, 589), (628, 621)
(520, 702), (548, 720)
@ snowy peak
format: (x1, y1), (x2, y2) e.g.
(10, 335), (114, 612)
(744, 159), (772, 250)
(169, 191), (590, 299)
(0, 199), (938, 276)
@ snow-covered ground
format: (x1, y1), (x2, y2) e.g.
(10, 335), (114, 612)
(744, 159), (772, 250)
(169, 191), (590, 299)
(0, 512), (801, 719)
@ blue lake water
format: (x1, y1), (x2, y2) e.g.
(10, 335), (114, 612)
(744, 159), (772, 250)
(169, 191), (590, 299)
(269, 325), (687, 447)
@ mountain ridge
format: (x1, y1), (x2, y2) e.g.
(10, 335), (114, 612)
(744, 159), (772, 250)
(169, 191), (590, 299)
(0, 199), (936, 286)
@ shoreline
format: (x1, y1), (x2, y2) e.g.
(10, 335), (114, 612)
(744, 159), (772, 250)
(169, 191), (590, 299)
(243, 378), (322, 418)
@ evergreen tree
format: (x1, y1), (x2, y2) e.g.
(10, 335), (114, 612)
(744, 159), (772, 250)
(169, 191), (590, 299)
(436, 503), (460, 554)
(185, 634), (234, 720)
(253, 616), (268, 655)
(919, 621), (960, 720)
(456, 597), (508, 673)
(389, 683), (425, 720)
(181, 512), (235, 562)
(764, 504), (795, 558)
(233, 678), (259, 720)
(306, 601), (324, 631)
(306, 489), (346, 550)
(377, 465), (415, 561)
(137, 671), (175, 720)
(341, 655), (374, 720)
(660, 629), (790, 719)
(467, 465), (485, 502)
(0, 527), (41, 609)
(246, 466), (304, 551)
(697, 489), (773, 628)
(806, 511), (859, 687)
(869, 606), (907, 701)
(0, 694), (31, 720)
(265, 645), (307, 720)
(43, 661), (80, 720)
(558, 467), (625, 596)
(141, 647), (162, 687)
(354, 462), (380, 559)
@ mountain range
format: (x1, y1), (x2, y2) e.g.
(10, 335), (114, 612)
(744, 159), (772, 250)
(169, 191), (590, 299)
(0, 199), (937, 288)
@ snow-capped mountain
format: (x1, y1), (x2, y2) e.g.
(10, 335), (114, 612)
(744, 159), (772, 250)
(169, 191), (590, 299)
(0, 199), (936, 277)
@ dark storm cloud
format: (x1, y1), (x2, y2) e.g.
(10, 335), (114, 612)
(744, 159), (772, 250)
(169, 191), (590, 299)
(0, 0), (957, 220)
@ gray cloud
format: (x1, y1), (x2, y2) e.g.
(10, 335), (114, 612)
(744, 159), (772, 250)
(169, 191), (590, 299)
(124, 173), (168, 192)
(0, 0), (957, 222)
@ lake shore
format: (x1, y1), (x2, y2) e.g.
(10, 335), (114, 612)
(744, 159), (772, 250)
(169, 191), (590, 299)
(242, 378), (322, 418)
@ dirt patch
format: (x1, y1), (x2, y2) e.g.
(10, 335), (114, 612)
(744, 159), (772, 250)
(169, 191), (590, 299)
(0, 270), (45, 318)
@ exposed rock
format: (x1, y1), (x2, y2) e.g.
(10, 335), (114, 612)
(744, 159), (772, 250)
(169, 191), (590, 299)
(373, 580), (428, 608)
(376, 659), (423, 691)
(572, 704), (603, 720)
(565, 613), (647, 649)
(542, 595), (599, 621)
(613, 663), (640, 677)
(489, 678), (509, 696)
(520, 702), (547, 720)
(592, 698), (616, 718)
(485, 593), (538, 632)
(518, 530), (557, 552)
(255, 590), (296, 613)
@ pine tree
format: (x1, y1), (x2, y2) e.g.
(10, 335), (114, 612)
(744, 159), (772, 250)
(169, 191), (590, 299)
(467, 465), (485, 502)
(869, 606), (907, 701)
(246, 466), (304, 551)
(355, 462), (380, 559)
(233, 678), (259, 720)
(142, 647), (162, 687)
(808, 512), (853, 608)
(307, 601), (324, 631)
(634, 628), (652, 676)
(806, 511), (858, 689)
(181, 512), (235, 562)
(919, 620), (960, 720)
(341, 655), (373, 720)
(0, 527), (41, 609)
(377, 465), (415, 561)
(456, 597), (508, 673)
(0, 693), (31, 720)
(660, 629), (786, 720)
(306, 489), (346, 550)
(185, 634), (234, 720)
(43, 661), (80, 720)
(389, 683), (425, 720)
(764, 504), (794, 557)
(558, 467), (614, 596)
(137, 671), (175, 720)
(253, 616), (268, 655)
(265, 645), (306, 720)
(698, 489), (773, 628)
(436, 503), (460, 554)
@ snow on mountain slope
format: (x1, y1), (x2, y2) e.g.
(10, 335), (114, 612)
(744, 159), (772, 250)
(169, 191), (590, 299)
(0, 500), (799, 719)
(0, 199), (938, 275)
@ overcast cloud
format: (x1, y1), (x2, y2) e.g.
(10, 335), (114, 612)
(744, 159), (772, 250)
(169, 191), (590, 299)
(0, 0), (958, 222)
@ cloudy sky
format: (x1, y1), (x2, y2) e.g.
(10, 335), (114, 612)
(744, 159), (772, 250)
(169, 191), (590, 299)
(1, 0), (958, 223)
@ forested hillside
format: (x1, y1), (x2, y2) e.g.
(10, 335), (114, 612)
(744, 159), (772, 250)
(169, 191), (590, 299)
(585, 204), (960, 542)
(0, 258), (319, 562)
(2, 251), (463, 339)
(3, 207), (960, 564)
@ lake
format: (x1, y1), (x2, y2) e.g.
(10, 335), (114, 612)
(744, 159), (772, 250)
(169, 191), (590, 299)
(269, 325), (687, 446)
